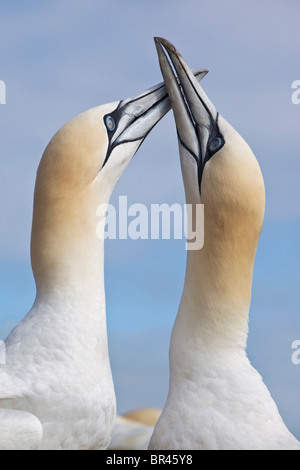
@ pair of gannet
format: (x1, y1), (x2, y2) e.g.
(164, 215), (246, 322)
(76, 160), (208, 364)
(0, 65), (206, 449)
(147, 38), (300, 450)
(0, 36), (298, 450)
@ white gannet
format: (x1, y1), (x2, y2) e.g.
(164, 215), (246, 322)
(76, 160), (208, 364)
(123, 407), (161, 426)
(0, 70), (204, 450)
(108, 415), (155, 450)
(149, 37), (300, 450)
(108, 408), (161, 450)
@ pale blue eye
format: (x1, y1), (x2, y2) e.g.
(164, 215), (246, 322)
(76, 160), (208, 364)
(105, 115), (116, 131)
(208, 137), (223, 153)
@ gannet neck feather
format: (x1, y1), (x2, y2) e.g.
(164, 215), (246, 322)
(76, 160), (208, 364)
(31, 105), (112, 293)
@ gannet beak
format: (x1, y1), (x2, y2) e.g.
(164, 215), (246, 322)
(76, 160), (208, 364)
(102, 67), (208, 168)
(154, 37), (223, 191)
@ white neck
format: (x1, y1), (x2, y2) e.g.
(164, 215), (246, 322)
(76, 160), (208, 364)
(29, 167), (111, 354)
(169, 192), (260, 381)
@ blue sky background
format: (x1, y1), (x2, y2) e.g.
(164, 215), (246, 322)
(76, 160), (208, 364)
(0, 0), (299, 440)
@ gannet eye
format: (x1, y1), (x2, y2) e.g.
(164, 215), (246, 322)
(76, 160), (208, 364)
(208, 137), (223, 153)
(105, 116), (116, 132)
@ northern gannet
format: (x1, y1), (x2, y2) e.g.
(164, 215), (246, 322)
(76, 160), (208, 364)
(149, 37), (300, 451)
(0, 70), (204, 450)
(123, 407), (161, 426)
(108, 408), (161, 450)
(108, 415), (155, 450)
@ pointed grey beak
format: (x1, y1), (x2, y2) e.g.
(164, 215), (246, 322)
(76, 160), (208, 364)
(154, 37), (224, 191)
(102, 67), (208, 168)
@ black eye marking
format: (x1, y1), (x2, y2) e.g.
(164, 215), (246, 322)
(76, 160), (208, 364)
(105, 115), (116, 131)
(206, 113), (225, 158)
(208, 136), (224, 154)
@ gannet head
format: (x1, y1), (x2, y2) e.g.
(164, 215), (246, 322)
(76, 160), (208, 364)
(155, 38), (265, 323)
(155, 37), (265, 216)
(37, 83), (173, 202)
(155, 37), (265, 239)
